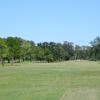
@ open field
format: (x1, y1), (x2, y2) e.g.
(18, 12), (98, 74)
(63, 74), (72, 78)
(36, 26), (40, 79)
(0, 61), (100, 100)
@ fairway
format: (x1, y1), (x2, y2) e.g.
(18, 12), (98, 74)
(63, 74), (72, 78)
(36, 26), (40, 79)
(0, 61), (100, 100)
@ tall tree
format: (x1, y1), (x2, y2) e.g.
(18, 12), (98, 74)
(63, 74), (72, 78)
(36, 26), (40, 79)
(63, 41), (74, 60)
(0, 38), (7, 65)
(90, 36), (100, 60)
(6, 37), (22, 63)
(21, 40), (35, 61)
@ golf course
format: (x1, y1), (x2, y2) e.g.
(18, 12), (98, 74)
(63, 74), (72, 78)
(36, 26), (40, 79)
(0, 0), (100, 99)
(0, 60), (100, 100)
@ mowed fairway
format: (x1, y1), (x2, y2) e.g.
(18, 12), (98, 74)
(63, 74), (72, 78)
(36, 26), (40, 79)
(0, 61), (100, 100)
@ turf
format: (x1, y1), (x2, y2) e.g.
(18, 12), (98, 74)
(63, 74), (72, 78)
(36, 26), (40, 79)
(0, 61), (100, 100)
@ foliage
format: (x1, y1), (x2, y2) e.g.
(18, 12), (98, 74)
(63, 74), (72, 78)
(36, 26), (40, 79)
(0, 38), (7, 65)
(0, 36), (100, 65)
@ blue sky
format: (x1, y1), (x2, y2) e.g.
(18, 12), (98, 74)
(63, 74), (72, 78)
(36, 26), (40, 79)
(0, 0), (100, 45)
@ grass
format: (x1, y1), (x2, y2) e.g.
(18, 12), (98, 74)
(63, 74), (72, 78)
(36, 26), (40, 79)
(0, 61), (100, 100)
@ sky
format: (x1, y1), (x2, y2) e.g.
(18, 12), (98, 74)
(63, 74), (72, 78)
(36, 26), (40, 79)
(0, 0), (100, 45)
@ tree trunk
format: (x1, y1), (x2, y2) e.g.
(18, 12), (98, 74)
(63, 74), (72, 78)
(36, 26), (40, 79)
(8, 58), (10, 63)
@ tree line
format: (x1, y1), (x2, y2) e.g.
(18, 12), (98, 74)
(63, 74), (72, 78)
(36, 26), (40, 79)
(0, 36), (100, 65)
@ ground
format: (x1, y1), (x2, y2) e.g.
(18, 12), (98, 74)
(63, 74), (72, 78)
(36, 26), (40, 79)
(0, 61), (100, 100)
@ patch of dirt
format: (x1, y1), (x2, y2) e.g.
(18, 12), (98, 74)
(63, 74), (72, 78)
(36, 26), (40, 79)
(60, 88), (97, 100)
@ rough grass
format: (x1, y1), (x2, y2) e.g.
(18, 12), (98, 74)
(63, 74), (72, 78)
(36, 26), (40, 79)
(0, 61), (100, 100)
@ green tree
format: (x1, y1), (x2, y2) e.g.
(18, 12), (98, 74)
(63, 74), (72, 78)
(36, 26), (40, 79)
(90, 36), (100, 60)
(63, 41), (74, 60)
(6, 37), (22, 63)
(21, 40), (35, 61)
(0, 38), (7, 65)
